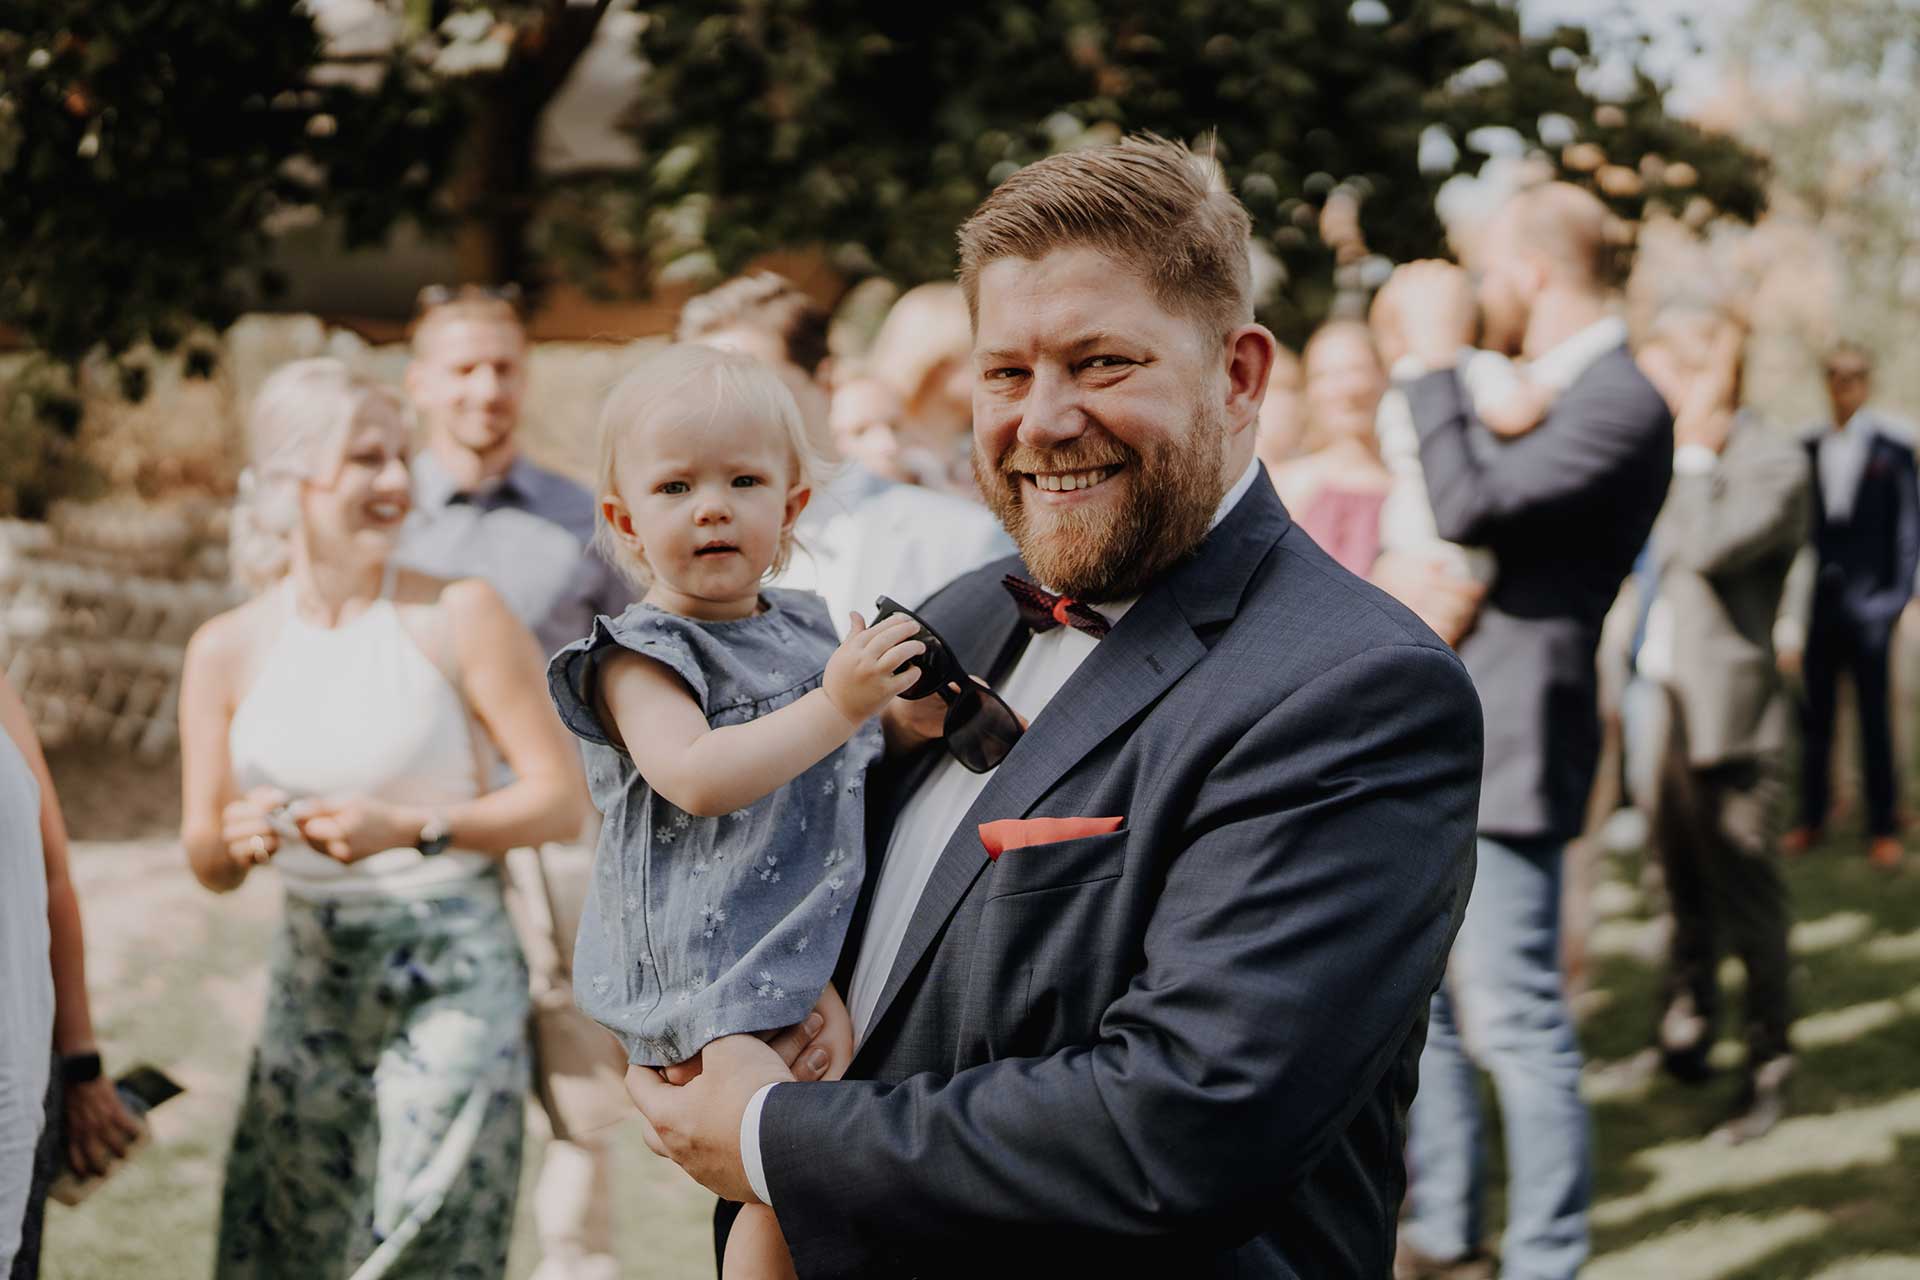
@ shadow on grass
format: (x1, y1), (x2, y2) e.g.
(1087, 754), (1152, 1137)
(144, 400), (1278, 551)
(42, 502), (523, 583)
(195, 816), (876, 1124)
(1474, 825), (1920, 1278)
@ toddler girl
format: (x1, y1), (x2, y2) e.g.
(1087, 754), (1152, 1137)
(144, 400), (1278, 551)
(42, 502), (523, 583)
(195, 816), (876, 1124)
(548, 343), (926, 1278)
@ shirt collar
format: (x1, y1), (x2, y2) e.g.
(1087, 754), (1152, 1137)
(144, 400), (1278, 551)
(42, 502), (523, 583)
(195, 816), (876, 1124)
(411, 448), (528, 511)
(1527, 315), (1628, 393)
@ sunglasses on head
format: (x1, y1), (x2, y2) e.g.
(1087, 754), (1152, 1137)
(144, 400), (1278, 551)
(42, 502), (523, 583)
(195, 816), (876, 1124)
(873, 596), (1025, 773)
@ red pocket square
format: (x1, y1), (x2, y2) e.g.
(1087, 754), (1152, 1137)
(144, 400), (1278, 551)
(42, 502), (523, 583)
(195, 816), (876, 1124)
(978, 816), (1125, 860)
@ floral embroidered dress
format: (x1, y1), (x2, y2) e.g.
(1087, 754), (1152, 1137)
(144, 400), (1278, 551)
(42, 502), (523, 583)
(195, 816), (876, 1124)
(548, 589), (880, 1067)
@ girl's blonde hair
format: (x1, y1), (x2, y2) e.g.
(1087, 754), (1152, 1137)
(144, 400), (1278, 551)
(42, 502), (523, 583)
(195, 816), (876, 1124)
(230, 358), (407, 593)
(593, 343), (828, 588)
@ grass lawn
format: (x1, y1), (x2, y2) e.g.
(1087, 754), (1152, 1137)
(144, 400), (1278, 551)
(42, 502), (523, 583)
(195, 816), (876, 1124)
(32, 749), (1920, 1278)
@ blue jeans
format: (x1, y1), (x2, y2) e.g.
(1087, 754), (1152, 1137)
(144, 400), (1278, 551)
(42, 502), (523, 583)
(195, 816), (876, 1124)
(1405, 834), (1591, 1280)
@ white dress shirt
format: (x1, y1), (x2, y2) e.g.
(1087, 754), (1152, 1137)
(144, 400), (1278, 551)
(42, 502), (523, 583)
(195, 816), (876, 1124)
(1816, 412), (1873, 523)
(741, 459), (1262, 1207)
(776, 465), (1015, 632)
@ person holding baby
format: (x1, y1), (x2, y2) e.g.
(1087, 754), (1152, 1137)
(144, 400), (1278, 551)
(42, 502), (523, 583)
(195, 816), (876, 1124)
(558, 135), (1484, 1279)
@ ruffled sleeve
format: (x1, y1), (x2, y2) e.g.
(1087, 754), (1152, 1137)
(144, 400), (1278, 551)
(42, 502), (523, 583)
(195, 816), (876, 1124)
(547, 608), (711, 748)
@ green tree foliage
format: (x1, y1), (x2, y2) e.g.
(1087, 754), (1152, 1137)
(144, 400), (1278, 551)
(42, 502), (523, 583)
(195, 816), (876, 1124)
(622, 0), (1766, 342)
(0, 3), (464, 367)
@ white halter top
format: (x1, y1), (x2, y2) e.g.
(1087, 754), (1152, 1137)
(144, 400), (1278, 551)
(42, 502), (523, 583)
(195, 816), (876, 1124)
(228, 573), (488, 898)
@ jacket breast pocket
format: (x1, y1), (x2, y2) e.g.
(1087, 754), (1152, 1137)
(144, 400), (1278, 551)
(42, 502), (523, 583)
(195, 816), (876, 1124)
(984, 828), (1129, 900)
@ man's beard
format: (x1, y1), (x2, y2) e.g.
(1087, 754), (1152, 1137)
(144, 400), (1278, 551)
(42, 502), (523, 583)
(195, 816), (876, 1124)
(973, 407), (1226, 603)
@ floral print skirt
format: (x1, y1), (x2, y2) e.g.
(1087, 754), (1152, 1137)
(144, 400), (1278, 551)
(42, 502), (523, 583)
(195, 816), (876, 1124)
(215, 875), (529, 1280)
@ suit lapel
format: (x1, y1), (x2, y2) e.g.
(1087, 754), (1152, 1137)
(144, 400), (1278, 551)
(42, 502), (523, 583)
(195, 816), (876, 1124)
(854, 480), (1293, 1051)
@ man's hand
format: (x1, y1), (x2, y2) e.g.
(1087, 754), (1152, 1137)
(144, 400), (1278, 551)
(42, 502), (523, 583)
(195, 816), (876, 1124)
(1383, 261), (1477, 371)
(882, 687), (951, 756)
(627, 1034), (794, 1203)
(1371, 551), (1487, 647)
(1673, 318), (1746, 455)
(64, 1075), (142, 1178)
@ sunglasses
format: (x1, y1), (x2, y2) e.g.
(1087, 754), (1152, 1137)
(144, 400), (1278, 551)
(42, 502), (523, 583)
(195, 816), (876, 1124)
(873, 596), (1025, 773)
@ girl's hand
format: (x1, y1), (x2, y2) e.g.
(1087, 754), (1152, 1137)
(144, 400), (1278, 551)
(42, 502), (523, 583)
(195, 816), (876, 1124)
(220, 785), (289, 872)
(64, 1073), (143, 1178)
(293, 796), (426, 863)
(823, 613), (925, 724)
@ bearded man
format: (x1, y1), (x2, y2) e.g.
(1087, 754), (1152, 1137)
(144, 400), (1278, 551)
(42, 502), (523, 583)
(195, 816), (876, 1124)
(628, 135), (1483, 1278)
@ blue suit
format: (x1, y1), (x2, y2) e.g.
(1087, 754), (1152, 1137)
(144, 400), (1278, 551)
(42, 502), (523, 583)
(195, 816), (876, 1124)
(739, 478), (1483, 1276)
(1799, 420), (1920, 836)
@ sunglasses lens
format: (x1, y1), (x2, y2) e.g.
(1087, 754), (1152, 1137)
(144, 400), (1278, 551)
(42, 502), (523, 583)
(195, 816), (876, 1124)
(944, 686), (1024, 773)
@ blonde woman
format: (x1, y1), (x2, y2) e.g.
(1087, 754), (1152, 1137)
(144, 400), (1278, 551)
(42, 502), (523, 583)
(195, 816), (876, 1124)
(178, 359), (586, 1279)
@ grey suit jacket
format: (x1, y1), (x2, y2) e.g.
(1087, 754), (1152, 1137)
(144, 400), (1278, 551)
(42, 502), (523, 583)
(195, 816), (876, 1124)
(1407, 345), (1673, 842)
(1652, 414), (1811, 765)
(759, 479), (1484, 1278)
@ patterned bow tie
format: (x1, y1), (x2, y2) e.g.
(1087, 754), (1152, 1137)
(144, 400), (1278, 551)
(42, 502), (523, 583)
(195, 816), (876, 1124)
(1002, 575), (1112, 640)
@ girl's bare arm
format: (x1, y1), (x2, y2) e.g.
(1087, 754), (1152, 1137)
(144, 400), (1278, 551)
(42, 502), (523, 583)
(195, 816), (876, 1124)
(600, 614), (923, 818)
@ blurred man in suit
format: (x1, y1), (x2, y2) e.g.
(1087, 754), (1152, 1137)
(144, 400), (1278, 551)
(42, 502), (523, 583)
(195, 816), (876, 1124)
(1630, 309), (1809, 1142)
(1784, 343), (1919, 869)
(1381, 184), (1673, 1280)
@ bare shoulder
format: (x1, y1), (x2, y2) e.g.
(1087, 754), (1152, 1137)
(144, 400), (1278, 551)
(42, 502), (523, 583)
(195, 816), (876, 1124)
(182, 594), (278, 704)
(435, 575), (517, 629)
(185, 594), (271, 669)
(388, 565), (460, 609)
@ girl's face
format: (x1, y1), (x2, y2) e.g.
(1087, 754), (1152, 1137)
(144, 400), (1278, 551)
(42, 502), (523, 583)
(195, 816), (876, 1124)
(605, 399), (809, 621)
(298, 406), (413, 563)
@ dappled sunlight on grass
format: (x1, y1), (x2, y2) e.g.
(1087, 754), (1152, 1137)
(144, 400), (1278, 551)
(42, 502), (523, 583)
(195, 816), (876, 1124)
(1792, 990), (1920, 1051)
(1792, 911), (1876, 953)
(1592, 1089), (1920, 1228)
(1585, 1210), (1828, 1280)
(1865, 930), (1920, 963)
(1809, 1259), (1920, 1280)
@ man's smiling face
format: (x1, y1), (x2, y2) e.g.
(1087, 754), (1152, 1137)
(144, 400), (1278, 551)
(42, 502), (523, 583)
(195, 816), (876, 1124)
(971, 246), (1241, 602)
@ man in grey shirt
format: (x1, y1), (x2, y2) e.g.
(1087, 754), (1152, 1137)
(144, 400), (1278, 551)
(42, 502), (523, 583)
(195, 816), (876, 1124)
(397, 287), (629, 1280)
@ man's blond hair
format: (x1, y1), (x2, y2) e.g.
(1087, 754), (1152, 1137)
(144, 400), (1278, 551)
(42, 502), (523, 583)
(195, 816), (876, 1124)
(409, 293), (526, 353)
(957, 134), (1254, 343)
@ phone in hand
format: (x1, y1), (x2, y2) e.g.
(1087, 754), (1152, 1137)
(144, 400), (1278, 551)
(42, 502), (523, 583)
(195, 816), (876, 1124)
(48, 1064), (185, 1207)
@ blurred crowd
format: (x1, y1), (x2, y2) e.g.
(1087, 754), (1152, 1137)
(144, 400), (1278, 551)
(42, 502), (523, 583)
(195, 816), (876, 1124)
(4, 163), (1916, 1280)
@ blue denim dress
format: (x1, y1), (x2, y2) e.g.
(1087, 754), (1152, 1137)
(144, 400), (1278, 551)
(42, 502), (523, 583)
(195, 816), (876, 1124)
(548, 589), (879, 1066)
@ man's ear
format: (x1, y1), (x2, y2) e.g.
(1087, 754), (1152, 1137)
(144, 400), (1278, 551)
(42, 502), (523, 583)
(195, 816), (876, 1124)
(814, 355), (837, 396)
(1223, 324), (1278, 437)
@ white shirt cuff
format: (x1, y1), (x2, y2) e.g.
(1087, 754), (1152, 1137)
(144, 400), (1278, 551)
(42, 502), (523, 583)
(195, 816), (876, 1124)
(1673, 444), (1719, 476)
(740, 1082), (779, 1207)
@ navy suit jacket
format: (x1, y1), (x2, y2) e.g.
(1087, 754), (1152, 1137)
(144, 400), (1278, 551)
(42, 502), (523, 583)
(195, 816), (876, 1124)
(1804, 425), (1920, 640)
(1405, 347), (1672, 842)
(756, 478), (1484, 1277)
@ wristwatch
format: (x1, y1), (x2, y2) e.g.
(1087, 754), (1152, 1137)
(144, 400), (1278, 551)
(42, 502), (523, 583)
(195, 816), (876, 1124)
(61, 1051), (103, 1085)
(415, 811), (453, 858)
